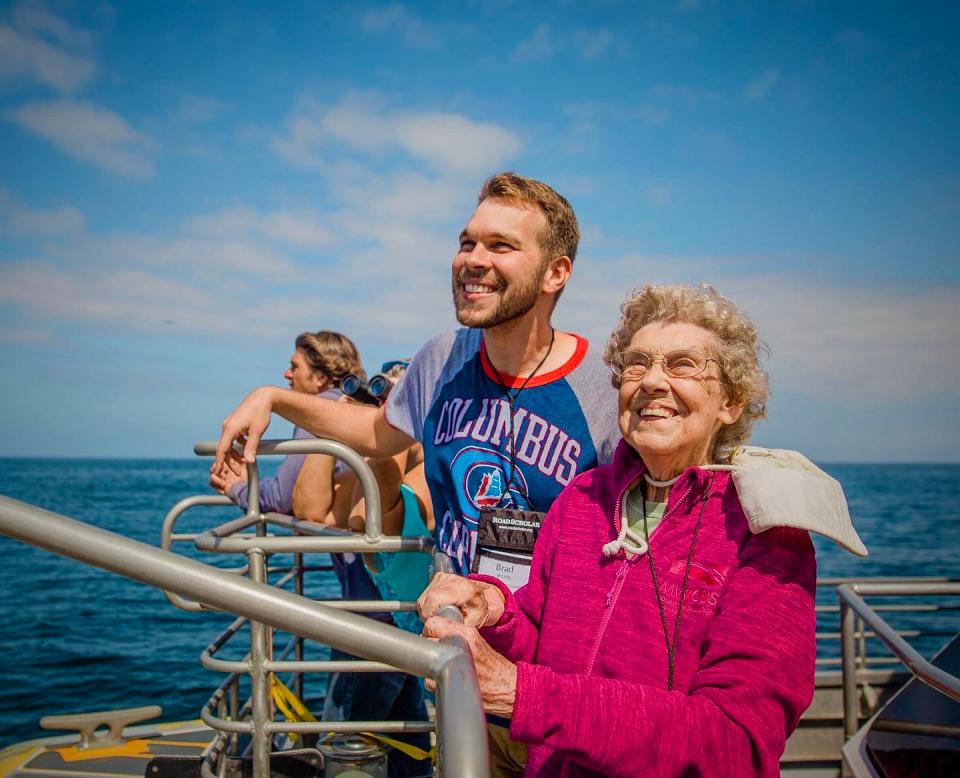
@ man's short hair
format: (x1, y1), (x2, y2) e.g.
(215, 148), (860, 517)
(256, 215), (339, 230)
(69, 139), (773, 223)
(478, 172), (580, 264)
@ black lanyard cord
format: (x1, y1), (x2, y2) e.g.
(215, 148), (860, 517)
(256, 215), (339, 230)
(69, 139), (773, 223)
(488, 328), (556, 510)
(643, 474), (713, 691)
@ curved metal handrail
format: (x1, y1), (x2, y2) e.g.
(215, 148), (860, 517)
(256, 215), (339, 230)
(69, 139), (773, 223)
(164, 438), (433, 608)
(838, 581), (960, 742)
(194, 438), (385, 539)
(161, 494), (249, 611)
(0, 495), (488, 778)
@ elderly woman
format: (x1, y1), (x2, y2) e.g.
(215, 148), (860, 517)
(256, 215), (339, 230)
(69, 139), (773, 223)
(420, 284), (863, 778)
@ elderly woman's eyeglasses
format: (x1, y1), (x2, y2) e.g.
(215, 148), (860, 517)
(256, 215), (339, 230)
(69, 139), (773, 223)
(611, 348), (717, 383)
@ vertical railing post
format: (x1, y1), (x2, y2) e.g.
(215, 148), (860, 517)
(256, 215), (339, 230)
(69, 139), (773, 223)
(228, 679), (239, 755)
(840, 595), (859, 742)
(294, 550), (305, 701)
(247, 548), (271, 776)
(217, 734), (229, 778)
(246, 461), (261, 519)
(856, 615), (867, 668)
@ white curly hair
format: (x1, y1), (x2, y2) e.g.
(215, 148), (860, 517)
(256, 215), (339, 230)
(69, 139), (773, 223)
(603, 283), (770, 462)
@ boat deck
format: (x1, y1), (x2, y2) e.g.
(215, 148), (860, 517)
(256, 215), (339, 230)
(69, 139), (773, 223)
(0, 720), (214, 778)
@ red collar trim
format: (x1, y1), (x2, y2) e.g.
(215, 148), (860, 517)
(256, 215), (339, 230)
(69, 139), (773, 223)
(480, 333), (589, 389)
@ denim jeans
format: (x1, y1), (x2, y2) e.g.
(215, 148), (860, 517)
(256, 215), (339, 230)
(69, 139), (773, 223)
(326, 553), (431, 777)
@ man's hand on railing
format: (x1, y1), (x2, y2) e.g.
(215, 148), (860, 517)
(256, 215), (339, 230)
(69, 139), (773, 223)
(215, 387), (278, 471)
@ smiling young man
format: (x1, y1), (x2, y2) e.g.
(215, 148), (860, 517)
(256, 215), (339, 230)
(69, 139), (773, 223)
(215, 172), (620, 573)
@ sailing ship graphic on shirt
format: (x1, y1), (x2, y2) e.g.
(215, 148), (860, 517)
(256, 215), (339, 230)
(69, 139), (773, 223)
(453, 445), (531, 518)
(474, 470), (504, 508)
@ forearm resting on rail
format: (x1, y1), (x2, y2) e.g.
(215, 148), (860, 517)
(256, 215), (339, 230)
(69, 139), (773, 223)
(217, 386), (414, 468)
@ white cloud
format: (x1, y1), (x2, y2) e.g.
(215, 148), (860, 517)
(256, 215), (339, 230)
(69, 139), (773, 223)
(740, 279), (960, 401)
(260, 212), (336, 248)
(0, 260), (293, 336)
(177, 94), (230, 123)
(743, 68), (780, 102)
(359, 5), (441, 49)
(337, 171), (469, 225)
(9, 99), (157, 179)
(0, 197), (353, 343)
(185, 206), (336, 249)
(644, 186), (672, 206)
(393, 112), (520, 174)
(93, 233), (299, 280)
(635, 104), (671, 126)
(561, 101), (670, 151)
(574, 28), (616, 61)
(320, 98), (395, 151)
(0, 190), (85, 234)
(0, 240), (451, 347)
(512, 25), (622, 64)
(556, 255), (960, 404)
(272, 96), (522, 175)
(0, 326), (50, 345)
(648, 83), (720, 106)
(11, 4), (93, 50)
(270, 111), (328, 169)
(0, 5), (96, 93)
(0, 184), (463, 350)
(511, 24), (556, 64)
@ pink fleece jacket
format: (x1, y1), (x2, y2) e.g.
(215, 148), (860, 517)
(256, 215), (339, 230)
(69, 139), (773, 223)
(474, 440), (817, 777)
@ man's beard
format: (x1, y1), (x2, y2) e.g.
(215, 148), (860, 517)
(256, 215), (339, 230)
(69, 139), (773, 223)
(452, 267), (543, 329)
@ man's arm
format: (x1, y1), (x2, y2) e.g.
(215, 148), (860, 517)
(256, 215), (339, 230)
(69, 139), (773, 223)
(215, 386), (414, 470)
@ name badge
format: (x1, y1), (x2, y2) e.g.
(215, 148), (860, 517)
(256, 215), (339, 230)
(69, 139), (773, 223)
(474, 549), (533, 592)
(470, 508), (545, 592)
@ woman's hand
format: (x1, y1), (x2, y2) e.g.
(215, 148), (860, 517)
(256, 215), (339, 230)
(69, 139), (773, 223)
(417, 572), (506, 629)
(422, 616), (517, 718)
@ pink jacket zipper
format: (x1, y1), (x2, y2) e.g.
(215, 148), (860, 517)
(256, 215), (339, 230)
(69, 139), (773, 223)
(585, 559), (630, 676)
(584, 479), (636, 675)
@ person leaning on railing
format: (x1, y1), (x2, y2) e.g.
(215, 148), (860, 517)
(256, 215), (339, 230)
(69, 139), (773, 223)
(209, 330), (362, 512)
(213, 337), (434, 777)
(419, 284), (864, 778)
(291, 359), (434, 543)
(257, 354), (434, 778)
(291, 358), (435, 632)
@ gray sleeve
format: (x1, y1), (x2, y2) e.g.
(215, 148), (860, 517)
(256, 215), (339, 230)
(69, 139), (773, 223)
(565, 347), (622, 465)
(385, 330), (466, 442)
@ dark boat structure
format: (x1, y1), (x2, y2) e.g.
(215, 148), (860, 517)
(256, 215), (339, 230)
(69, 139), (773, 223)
(0, 438), (957, 777)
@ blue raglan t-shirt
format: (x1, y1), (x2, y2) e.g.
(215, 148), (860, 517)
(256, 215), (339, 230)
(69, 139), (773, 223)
(385, 328), (620, 574)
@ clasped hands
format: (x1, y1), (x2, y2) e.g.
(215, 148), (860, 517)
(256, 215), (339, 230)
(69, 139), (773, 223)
(418, 573), (518, 718)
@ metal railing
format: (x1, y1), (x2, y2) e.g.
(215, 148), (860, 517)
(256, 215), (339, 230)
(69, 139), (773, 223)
(0, 487), (489, 777)
(837, 581), (960, 743)
(164, 438), (448, 777)
(814, 576), (959, 670)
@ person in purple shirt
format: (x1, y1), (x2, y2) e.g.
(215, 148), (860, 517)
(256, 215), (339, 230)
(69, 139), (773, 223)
(209, 330), (362, 510)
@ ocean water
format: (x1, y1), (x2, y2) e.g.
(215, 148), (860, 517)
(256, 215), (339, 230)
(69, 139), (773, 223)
(0, 459), (958, 748)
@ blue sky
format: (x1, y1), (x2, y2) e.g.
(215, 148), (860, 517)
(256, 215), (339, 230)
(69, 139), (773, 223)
(0, 0), (957, 461)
